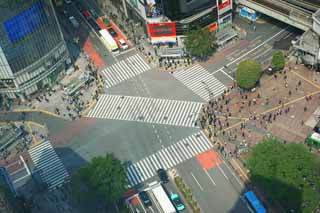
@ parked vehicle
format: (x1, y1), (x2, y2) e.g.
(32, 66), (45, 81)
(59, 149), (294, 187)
(69, 16), (79, 28)
(170, 193), (185, 211)
(118, 39), (128, 50)
(139, 191), (152, 207)
(108, 28), (118, 37)
(64, 0), (72, 4)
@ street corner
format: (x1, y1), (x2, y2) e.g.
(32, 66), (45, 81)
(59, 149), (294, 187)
(196, 150), (222, 171)
(83, 38), (106, 69)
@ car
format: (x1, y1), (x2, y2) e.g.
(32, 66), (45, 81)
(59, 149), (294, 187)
(157, 169), (169, 183)
(64, 0), (72, 4)
(108, 28), (118, 37)
(118, 39), (128, 50)
(88, 19), (101, 31)
(170, 193), (185, 211)
(82, 9), (90, 19)
(139, 191), (152, 207)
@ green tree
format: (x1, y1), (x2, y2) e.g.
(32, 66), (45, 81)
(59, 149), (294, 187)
(247, 138), (320, 212)
(271, 51), (285, 70)
(184, 27), (216, 58)
(70, 153), (128, 212)
(235, 59), (262, 89)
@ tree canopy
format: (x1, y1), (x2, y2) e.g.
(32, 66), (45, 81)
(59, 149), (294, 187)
(235, 59), (262, 89)
(184, 27), (216, 58)
(70, 153), (128, 212)
(247, 138), (320, 212)
(271, 51), (286, 70)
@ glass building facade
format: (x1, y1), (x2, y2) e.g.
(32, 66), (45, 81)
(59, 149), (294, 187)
(0, 0), (68, 100)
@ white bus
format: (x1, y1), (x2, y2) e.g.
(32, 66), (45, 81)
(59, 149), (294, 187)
(99, 29), (119, 54)
(150, 182), (176, 213)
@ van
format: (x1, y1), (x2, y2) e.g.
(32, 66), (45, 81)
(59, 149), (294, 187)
(69, 16), (79, 28)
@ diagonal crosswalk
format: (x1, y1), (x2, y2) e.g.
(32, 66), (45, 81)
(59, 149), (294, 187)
(172, 64), (227, 101)
(28, 141), (69, 190)
(101, 54), (151, 88)
(126, 131), (213, 187)
(87, 95), (203, 127)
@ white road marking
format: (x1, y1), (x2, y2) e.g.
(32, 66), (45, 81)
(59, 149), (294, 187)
(204, 169), (216, 186)
(191, 172), (204, 191)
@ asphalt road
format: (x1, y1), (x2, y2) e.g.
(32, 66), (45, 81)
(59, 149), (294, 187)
(1, 7), (300, 213)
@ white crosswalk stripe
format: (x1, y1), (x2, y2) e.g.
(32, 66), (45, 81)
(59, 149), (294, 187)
(28, 141), (69, 190)
(87, 95), (203, 127)
(101, 54), (151, 88)
(172, 64), (227, 101)
(126, 131), (213, 187)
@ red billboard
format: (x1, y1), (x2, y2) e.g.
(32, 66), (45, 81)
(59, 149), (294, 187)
(218, 0), (231, 10)
(148, 22), (176, 38)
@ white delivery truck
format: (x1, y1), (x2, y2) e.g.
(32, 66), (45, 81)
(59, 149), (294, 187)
(149, 182), (176, 213)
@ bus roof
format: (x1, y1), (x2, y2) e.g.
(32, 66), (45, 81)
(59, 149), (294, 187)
(99, 29), (117, 46)
(244, 191), (266, 213)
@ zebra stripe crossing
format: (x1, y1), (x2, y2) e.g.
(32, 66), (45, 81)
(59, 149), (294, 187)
(87, 95), (203, 127)
(126, 131), (213, 187)
(101, 54), (151, 88)
(28, 141), (69, 190)
(172, 64), (227, 101)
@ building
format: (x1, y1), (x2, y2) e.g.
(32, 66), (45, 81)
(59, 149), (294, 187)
(121, 0), (233, 45)
(0, 0), (68, 100)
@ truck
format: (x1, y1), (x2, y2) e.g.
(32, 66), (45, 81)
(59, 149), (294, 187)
(149, 182), (176, 213)
(69, 16), (79, 28)
(99, 29), (119, 54)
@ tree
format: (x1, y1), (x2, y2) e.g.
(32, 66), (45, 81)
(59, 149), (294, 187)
(235, 59), (262, 89)
(0, 181), (29, 213)
(70, 153), (128, 212)
(247, 138), (320, 212)
(271, 51), (286, 70)
(184, 27), (216, 58)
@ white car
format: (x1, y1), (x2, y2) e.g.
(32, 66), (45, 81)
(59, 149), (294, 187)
(118, 39), (128, 50)
(64, 0), (72, 4)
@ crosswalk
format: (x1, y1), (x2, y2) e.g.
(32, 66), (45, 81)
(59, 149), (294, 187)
(87, 95), (203, 127)
(172, 64), (227, 101)
(126, 131), (213, 187)
(101, 54), (151, 88)
(28, 141), (69, 190)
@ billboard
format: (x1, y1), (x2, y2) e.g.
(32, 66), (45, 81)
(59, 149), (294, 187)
(3, 1), (48, 43)
(145, 0), (162, 18)
(218, 0), (231, 10)
(148, 22), (177, 44)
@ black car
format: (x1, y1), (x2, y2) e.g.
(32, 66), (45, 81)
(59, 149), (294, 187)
(157, 169), (169, 183)
(108, 28), (118, 37)
(88, 19), (101, 31)
(139, 191), (152, 207)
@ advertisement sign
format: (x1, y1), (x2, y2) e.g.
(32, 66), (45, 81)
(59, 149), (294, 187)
(218, 0), (231, 10)
(148, 22), (177, 44)
(148, 22), (176, 37)
(145, 0), (162, 18)
(208, 22), (218, 32)
(240, 7), (257, 21)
